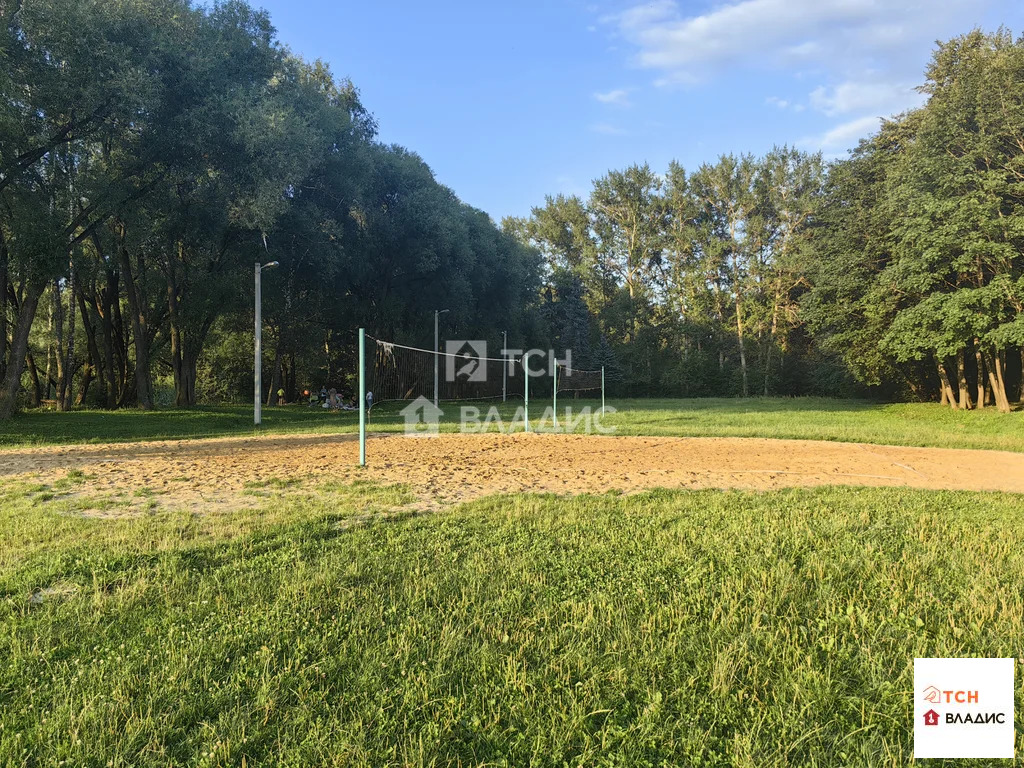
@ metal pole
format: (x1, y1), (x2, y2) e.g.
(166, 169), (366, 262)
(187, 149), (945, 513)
(254, 262), (261, 426)
(524, 351), (530, 433)
(502, 330), (507, 403)
(552, 358), (558, 429)
(601, 366), (605, 414)
(433, 310), (439, 407)
(359, 328), (366, 466)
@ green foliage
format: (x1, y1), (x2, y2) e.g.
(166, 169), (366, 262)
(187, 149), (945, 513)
(0, 0), (540, 416)
(810, 30), (1024, 408)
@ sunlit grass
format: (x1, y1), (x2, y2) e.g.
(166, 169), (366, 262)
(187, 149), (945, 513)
(2, 398), (1022, 452)
(1, 480), (1022, 766)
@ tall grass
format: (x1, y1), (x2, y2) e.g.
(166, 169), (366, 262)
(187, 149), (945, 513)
(2, 481), (1021, 766)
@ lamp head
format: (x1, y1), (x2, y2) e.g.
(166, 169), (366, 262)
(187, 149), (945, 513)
(262, 261), (279, 270)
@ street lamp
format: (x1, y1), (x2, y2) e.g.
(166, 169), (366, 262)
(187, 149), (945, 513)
(434, 309), (449, 407)
(254, 260), (279, 426)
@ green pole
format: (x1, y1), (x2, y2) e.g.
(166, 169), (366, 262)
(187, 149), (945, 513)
(553, 360), (558, 429)
(524, 352), (530, 433)
(601, 366), (605, 414)
(358, 328), (366, 466)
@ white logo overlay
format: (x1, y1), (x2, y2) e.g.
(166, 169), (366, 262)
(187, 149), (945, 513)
(445, 340), (488, 382)
(914, 657), (1014, 759)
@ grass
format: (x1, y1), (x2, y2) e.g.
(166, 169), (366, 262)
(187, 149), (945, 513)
(1, 479), (1022, 766)
(2, 397), (1023, 452)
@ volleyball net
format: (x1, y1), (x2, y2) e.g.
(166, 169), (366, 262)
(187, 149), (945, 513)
(367, 336), (525, 406)
(355, 329), (608, 465)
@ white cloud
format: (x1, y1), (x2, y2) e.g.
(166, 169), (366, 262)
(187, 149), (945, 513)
(809, 79), (924, 116)
(594, 88), (632, 106)
(610, 0), (974, 84)
(800, 115), (883, 152)
(606, 0), (980, 157)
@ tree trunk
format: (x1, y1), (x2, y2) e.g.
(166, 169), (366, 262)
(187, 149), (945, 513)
(983, 350), (1011, 414)
(1019, 347), (1024, 403)
(735, 296), (748, 397)
(119, 230), (154, 410)
(26, 352), (42, 407)
(108, 269), (130, 406)
(975, 342), (986, 410)
(267, 330), (284, 406)
(52, 279), (67, 407)
(76, 285), (104, 407)
(90, 233), (122, 408)
(0, 230), (7, 382)
(936, 359), (956, 410)
(60, 264), (77, 411)
(0, 282), (43, 419)
(76, 344), (94, 406)
(955, 348), (972, 410)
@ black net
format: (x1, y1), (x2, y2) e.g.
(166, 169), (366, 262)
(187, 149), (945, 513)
(368, 338), (525, 405)
(556, 364), (603, 394)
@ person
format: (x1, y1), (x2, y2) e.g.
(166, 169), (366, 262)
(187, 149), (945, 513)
(365, 390), (374, 410)
(319, 385), (327, 403)
(277, 387), (285, 406)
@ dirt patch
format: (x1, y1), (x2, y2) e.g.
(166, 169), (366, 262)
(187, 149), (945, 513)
(2, 432), (1023, 514)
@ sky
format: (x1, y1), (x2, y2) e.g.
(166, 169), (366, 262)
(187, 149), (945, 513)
(254, 0), (1023, 222)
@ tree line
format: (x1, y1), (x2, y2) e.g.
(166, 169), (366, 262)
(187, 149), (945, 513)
(1, 4), (1021, 415)
(0, 0), (540, 417)
(507, 29), (1024, 411)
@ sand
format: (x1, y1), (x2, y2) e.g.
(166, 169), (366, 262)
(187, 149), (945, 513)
(1, 431), (1022, 515)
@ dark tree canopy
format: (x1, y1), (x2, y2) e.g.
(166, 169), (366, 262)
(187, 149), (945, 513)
(0, 8), (1021, 414)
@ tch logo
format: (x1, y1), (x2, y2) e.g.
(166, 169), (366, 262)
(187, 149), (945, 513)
(922, 685), (979, 704)
(914, 658), (1014, 759)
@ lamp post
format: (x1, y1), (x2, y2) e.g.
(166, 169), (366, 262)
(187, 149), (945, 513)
(433, 308), (449, 407)
(254, 260), (279, 426)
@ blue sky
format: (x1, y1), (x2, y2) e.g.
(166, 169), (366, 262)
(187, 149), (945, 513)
(256, 0), (1023, 222)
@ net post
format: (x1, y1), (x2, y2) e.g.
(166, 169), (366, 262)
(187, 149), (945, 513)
(601, 366), (605, 414)
(552, 359), (558, 429)
(502, 330), (507, 403)
(358, 328), (366, 466)
(524, 351), (530, 433)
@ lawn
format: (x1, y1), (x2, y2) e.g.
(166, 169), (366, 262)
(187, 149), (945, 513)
(1, 479), (1022, 766)
(2, 397), (1023, 452)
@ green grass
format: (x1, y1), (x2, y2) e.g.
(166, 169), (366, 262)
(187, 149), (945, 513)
(1, 479), (1022, 766)
(2, 397), (1023, 452)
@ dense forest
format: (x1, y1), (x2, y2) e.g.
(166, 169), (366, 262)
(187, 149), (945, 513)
(0, 0), (540, 417)
(0, 1), (1021, 415)
(508, 28), (1024, 411)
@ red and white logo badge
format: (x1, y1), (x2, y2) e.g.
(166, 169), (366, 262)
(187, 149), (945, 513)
(914, 658), (1014, 759)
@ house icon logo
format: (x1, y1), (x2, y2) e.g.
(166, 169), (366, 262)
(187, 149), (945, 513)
(445, 340), (487, 382)
(923, 709), (940, 726)
(399, 396), (442, 436)
(922, 686), (941, 704)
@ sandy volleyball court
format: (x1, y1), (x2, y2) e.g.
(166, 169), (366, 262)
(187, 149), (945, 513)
(1, 432), (1023, 514)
